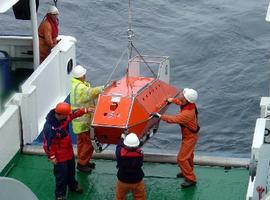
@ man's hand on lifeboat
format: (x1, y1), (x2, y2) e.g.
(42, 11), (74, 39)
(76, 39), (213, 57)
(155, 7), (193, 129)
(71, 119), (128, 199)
(167, 98), (174, 103)
(121, 133), (126, 139)
(110, 80), (117, 87)
(84, 107), (95, 113)
(49, 156), (57, 165)
(151, 112), (161, 118)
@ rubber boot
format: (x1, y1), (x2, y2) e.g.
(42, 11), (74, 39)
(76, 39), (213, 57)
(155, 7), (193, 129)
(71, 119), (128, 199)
(77, 163), (91, 173)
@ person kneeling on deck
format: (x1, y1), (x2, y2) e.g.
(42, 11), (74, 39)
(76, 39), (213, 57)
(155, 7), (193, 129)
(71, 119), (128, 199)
(152, 88), (200, 189)
(38, 5), (59, 63)
(115, 133), (146, 200)
(70, 65), (104, 173)
(42, 102), (94, 200)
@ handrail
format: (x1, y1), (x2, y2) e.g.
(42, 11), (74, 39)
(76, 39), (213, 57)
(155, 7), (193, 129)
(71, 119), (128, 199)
(23, 145), (249, 168)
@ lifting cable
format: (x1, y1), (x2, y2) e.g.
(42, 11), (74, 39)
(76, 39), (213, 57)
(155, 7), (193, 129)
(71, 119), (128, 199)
(104, 48), (129, 88)
(127, 0), (156, 78)
(104, 0), (165, 106)
(53, 0), (57, 7)
(130, 42), (157, 78)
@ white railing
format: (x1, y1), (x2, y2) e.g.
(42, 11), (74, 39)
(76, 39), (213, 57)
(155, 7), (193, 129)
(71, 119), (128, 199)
(0, 35), (76, 172)
(0, 105), (20, 173)
(19, 36), (76, 143)
(246, 97), (270, 200)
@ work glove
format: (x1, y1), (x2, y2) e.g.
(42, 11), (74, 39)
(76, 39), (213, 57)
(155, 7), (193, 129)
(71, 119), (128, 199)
(151, 112), (161, 118)
(110, 80), (117, 87)
(167, 98), (174, 103)
(49, 156), (57, 165)
(84, 107), (95, 113)
(121, 133), (126, 139)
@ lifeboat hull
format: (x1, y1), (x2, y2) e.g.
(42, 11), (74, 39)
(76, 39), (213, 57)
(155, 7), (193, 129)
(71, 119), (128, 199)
(91, 76), (179, 146)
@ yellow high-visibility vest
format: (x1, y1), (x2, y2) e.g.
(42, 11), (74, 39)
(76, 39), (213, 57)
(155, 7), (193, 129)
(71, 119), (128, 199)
(70, 77), (103, 134)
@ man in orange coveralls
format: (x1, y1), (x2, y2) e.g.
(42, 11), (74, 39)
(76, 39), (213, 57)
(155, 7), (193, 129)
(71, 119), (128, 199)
(152, 88), (199, 189)
(38, 5), (59, 63)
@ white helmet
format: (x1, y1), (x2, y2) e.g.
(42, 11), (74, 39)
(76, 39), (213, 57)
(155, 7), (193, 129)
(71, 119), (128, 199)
(47, 6), (59, 15)
(183, 88), (198, 103)
(72, 65), (87, 78)
(123, 133), (140, 147)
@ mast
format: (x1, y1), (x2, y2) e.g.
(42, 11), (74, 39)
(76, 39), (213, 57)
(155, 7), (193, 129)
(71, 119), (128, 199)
(30, 0), (39, 69)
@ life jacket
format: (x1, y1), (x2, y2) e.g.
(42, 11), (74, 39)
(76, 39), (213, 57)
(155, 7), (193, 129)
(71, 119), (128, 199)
(120, 147), (143, 158)
(116, 144), (144, 183)
(42, 110), (74, 162)
(45, 14), (58, 38)
(181, 103), (200, 133)
(70, 77), (103, 134)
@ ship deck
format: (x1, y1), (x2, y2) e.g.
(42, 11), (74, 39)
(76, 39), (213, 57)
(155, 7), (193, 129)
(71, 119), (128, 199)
(2, 153), (248, 200)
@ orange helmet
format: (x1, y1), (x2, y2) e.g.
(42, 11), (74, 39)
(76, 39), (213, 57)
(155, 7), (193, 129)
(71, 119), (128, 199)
(55, 102), (71, 115)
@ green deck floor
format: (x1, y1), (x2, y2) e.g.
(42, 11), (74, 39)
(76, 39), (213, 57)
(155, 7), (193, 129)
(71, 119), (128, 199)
(3, 154), (248, 200)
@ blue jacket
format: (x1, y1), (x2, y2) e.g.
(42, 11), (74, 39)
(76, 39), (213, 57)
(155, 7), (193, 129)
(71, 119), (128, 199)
(43, 108), (86, 162)
(115, 141), (144, 183)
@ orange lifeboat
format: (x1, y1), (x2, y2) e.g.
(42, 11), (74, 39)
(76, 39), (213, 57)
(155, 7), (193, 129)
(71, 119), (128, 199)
(91, 55), (179, 152)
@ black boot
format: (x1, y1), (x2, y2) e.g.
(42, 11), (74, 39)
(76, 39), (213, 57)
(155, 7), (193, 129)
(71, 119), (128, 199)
(77, 163), (91, 173)
(70, 186), (83, 194)
(55, 196), (66, 200)
(88, 162), (96, 169)
(176, 172), (184, 178)
(181, 180), (196, 189)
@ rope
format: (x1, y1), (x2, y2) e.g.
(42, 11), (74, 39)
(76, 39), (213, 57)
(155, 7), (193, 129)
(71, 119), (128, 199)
(104, 48), (128, 88)
(131, 43), (157, 78)
(128, 100), (174, 129)
(101, 144), (110, 151)
(128, 0), (132, 32)
(127, 0), (134, 59)
(128, 116), (154, 129)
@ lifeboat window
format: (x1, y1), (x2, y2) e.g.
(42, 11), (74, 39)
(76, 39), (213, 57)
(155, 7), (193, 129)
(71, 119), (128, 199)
(146, 94), (148, 98)
(67, 59), (73, 74)
(110, 102), (118, 111)
(149, 91), (151, 95)
(104, 113), (108, 116)
(142, 98), (145, 101)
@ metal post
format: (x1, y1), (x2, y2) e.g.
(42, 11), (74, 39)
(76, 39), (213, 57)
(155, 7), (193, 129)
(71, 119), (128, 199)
(30, 0), (40, 69)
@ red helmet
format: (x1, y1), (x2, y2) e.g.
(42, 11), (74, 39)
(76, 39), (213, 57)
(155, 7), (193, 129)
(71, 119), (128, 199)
(55, 102), (71, 115)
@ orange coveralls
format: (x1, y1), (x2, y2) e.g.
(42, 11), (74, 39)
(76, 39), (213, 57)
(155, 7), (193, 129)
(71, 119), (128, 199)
(38, 17), (58, 63)
(160, 99), (199, 182)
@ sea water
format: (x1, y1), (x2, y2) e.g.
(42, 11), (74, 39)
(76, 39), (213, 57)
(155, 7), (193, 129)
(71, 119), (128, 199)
(2, 0), (270, 157)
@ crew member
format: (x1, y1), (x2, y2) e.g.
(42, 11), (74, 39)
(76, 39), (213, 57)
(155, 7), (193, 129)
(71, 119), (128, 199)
(152, 88), (199, 188)
(38, 5), (59, 63)
(115, 133), (146, 200)
(42, 102), (93, 200)
(70, 65), (103, 173)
